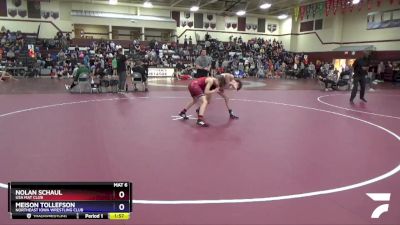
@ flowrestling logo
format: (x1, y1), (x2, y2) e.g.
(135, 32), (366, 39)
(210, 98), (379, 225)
(367, 193), (391, 219)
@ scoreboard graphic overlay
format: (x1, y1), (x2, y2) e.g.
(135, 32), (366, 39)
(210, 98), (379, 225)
(8, 182), (132, 220)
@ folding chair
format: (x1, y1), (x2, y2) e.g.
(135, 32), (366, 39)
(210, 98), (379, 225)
(77, 73), (91, 93)
(131, 72), (146, 91)
(336, 74), (351, 91)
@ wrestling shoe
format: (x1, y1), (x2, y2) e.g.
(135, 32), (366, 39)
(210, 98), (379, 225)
(228, 109), (239, 119)
(179, 112), (189, 120)
(230, 114), (239, 119)
(196, 119), (209, 127)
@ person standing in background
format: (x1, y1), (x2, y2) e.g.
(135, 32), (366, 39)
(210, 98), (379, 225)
(308, 61), (316, 79)
(116, 48), (127, 92)
(350, 51), (370, 104)
(195, 49), (211, 78)
(377, 61), (385, 81)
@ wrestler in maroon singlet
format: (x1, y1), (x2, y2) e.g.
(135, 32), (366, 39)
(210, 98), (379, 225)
(178, 76), (225, 127)
(188, 77), (217, 98)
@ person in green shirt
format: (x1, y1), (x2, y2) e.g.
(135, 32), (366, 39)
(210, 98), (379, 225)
(112, 57), (117, 75)
(65, 63), (90, 90)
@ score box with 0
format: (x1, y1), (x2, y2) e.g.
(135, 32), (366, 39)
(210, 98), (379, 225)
(8, 182), (133, 220)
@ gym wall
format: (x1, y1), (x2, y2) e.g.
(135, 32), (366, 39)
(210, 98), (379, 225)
(288, 0), (400, 52)
(1, 0), (399, 60)
(175, 13), (282, 44)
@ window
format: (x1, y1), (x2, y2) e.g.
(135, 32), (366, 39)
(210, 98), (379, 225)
(382, 11), (392, 21)
(314, 19), (323, 30)
(300, 21), (314, 32)
(393, 9), (400, 20)
(367, 14), (375, 23)
(367, 9), (400, 30)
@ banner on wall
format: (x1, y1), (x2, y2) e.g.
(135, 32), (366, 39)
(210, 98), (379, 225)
(300, 5), (306, 20)
(257, 18), (265, 32)
(194, 13), (203, 29)
(180, 11), (194, 28)
(0, 0), (7, 17)
(298, 0), (395, 20)
(237, 17), (245, 31)
(318, 2), (324, 17)
(7, 0), (26, 18)
(148, 67), (175, 77)
(267, 23), (277, 33)
(294, 6), (300, 21)
(203, 13), (216, 30)
(5, 0), (59, 20)
(225, 16), (237, 30)
(171, 11), (180, 27)
(27, 0), (41, 18)
(246, 23), (258, 31)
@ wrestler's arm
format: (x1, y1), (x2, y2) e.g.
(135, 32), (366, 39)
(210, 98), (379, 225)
(204, 78), (217, 94)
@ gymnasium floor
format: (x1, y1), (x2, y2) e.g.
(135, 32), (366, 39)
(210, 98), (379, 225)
(0, 78), (399, 224)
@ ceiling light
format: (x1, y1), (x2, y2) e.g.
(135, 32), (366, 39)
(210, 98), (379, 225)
(190, 6), (199, 11)
(352, 0), (360, 4)
(143, 1), (153, 8)
(260, 3), (271, 9)
(236, 10), (246, 16)
(278, 14), (288, 19)
(109, 0), (117, 5)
